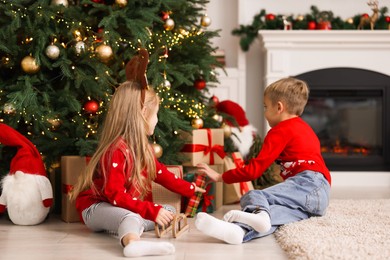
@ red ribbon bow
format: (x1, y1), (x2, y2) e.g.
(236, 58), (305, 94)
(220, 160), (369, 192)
(201, 183), (214, 212)
(181, 129), (226, 164)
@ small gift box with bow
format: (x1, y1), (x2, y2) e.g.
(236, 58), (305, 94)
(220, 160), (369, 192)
(180, 128), (225, 166)
(61, 156), (90, 223)
(223, 152), (254, 204)
(183, 164), (223, 217)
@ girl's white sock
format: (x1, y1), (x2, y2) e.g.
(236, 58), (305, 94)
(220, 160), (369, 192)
(223, 209), (271, 233)
(195, 212), (244, 245)
(123, 240), (175, 257)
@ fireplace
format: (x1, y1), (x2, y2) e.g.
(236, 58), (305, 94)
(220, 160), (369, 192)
(296, 68), (390, 171)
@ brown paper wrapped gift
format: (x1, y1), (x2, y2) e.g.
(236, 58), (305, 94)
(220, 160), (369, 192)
(61, 156), (89, 222)
(223, 152), (254, 205)
(180, 128), (225, 166)
(152, 165), (183, 213)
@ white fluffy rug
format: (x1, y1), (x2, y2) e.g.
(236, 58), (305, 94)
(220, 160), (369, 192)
(274, 199), (390, 260)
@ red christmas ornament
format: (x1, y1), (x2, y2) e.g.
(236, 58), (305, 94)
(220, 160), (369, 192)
(316, 21), (331, 30)
(307, 21), (317, 30)
(194, 79), (206, 90)
(209, 95), (219, 107)
(385, 16), (390, 23)
(160, 11), (170, 21)
(96, 28), (104, 43)
(361, 13), (369, 18)
(83, 100), (99, 114)
(265, 13), (275, 21)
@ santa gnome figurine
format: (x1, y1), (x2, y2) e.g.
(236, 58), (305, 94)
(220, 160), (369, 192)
(0, 123), (53, 225)
(216, 100), (257, 158)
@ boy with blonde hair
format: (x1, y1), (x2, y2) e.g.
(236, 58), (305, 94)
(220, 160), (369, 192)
(196, 77), (331, 244)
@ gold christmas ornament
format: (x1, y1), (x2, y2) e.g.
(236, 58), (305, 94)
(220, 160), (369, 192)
(201, 15), (212, 27)
(96, 44), (113, 63)
(296, 15), (305, 21)
(3, 103), (16, 115)
(164, 18), (175, 31)
(346, 18), (354, 24)
(115, 0), (127, 7)
(212, 113), (223, 123)
(191, 118), (204, 129)
(152, 143), (163, 158)
(45, 44), (60, 60)
(222, 123), (232, 138)
(21, 56), (40, 74)
(161, 79), (171, 89)
(51, 0), (68, 7)
(75, 41), (86, 54)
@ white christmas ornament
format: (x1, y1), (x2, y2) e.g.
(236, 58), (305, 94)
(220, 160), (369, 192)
(75, 41), (86, 54)
(45, 44), (60, 60)
(51, 0), (68, 7)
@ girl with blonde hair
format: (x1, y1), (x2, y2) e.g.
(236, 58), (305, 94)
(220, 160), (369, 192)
(71, 80), (204, 257)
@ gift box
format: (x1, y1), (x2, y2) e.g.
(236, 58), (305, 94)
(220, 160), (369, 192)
(223, 152), (254, 205)
(180, 128), (225, 166)
(152, 165), (183, 214)
(61, 156), (90, 223)
(183, 164), (223, 216)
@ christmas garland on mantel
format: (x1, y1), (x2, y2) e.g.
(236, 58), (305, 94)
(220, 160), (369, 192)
(233, 5), (390, 51)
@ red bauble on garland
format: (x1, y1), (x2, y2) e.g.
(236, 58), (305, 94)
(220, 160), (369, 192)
(83, 100), (99, 114)
(385, 16), (390, 23)
(194, 79), (206, 90)
(316, 21), (331, 30)
(265, 13), (275, 21)
(307, 21), (317, 30)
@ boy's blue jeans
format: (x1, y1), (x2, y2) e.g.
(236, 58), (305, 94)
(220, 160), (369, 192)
(237, 170), (330, 242)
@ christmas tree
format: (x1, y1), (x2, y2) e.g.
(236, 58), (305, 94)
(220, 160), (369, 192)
(0, 0), (223, 175)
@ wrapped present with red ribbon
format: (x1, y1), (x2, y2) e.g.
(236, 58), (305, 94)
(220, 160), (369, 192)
(184, 173), (207, 217)
(183, 164), (223, 216)
(61, 156), (90, 222)
(180, 128), (225, 166)
(223, 152), (254, 205)
(152, 165), (183, 214)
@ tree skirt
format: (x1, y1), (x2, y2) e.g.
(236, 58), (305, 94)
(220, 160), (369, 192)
(274, 199), (390, 260)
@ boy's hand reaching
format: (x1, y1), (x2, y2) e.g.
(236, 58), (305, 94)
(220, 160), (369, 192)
(196, 163), (222, 182)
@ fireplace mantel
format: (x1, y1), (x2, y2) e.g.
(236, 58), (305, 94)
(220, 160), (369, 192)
(258, 30), (390, 188)
(258, 30), (390, 87)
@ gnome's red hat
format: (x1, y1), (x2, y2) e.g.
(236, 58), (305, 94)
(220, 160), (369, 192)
(216, 100), (249, 127)
(0, 123), (46, 177)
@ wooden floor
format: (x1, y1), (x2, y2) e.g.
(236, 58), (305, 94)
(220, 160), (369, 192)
(1, 187), (389, 260)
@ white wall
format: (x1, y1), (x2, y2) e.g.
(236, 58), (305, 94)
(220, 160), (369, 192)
(207, 0), (390, 132)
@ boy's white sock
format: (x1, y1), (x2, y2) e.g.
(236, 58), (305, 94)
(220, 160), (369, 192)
(123, 241), (175, 257)
(223, 210), (271, 233)
(195, 212), (244, 245)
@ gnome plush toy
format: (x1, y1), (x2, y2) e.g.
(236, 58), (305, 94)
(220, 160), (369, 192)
(0, 123), (53, 225)
(217, 100), (257, 158)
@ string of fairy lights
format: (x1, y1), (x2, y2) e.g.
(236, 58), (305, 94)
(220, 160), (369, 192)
(1, 0), (212, 140)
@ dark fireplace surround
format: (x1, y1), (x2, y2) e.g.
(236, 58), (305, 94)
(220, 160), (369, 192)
(296, 68), (390, 171)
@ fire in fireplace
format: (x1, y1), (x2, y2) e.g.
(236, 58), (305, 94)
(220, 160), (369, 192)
(296, 68), (390, 171)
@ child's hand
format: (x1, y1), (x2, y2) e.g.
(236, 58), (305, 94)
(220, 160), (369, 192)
(196, 163), (222, 182)
(155, 208), (174, 227)
(193, 183), (206, 193)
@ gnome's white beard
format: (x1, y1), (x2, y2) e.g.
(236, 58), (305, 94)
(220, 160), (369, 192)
(230, 124), (257, 158)
(1, 171), (51, 225)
